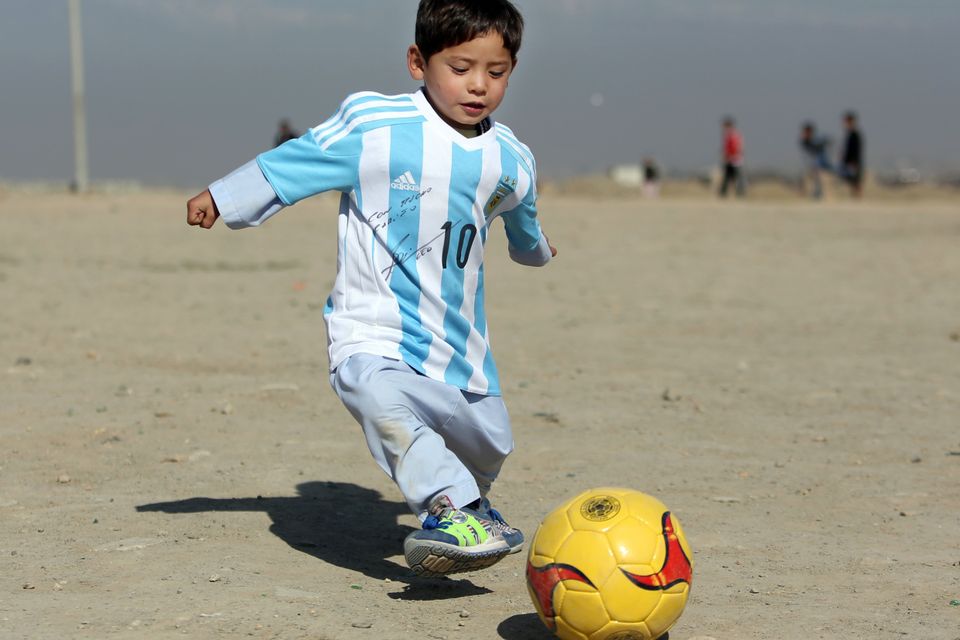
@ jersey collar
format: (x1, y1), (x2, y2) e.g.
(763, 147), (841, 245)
(412, 88), (497, 149)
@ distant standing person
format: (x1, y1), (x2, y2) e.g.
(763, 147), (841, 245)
(839, 111), (864, 198)
(642, 157), (660, 198)
(719, 117), (746, 198)
(799, 122), (832, 199)
(273, 118), (299, 147)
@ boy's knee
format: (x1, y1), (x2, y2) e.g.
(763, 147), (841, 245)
(482, 430), (514, 461)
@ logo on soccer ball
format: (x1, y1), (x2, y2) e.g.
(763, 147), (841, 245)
(580, 495), (620, 521)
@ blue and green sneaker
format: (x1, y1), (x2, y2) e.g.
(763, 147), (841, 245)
(404, 495), (524, 577)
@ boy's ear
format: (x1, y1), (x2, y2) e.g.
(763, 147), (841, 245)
(407, 45), (426, 81)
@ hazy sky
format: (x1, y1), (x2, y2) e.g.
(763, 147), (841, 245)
(1, 1), (958, 186)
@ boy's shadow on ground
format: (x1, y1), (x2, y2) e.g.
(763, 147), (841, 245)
(137, 480), (490, 599)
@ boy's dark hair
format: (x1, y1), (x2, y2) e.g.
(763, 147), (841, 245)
(416, 0), (524, 62)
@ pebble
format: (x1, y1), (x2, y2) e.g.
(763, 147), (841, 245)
(351, 622), (373, 629)
(749, 587), (760, 594)
(57, 474), (71, 484)
(208, 575), (221, 582)
(459, 610), (470, 619)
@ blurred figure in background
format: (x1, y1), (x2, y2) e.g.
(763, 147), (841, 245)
(642, 157), (661, 198)
(719, 116), (746, 198)
(273, 118), (299, 147)
(838, 111), (864, 198)
(799, 122), (832, 199)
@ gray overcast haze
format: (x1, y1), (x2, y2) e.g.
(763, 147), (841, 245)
(1, 0), (958, 187)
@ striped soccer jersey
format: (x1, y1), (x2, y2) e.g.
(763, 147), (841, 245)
(212, 89), (548, 396)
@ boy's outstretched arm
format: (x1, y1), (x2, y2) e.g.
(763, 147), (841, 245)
(186, 189), (221, 229)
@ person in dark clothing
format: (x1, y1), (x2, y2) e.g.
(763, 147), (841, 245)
(642, 157), (660, 198)
(839, 111), (864, 198)
(273, 118), (299, 147)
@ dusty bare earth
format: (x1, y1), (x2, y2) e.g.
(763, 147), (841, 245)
(1, 190), (959, 640)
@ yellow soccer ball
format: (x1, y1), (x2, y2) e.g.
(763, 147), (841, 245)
(526, 488), (693, 640)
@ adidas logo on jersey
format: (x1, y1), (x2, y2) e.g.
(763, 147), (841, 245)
(391, 171), (420, 192)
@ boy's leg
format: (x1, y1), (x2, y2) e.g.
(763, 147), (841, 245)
(434, 390), (514, 501)
(331, 353), (482, 516)
(332, 353), (523, 576)
(401, 390), (524, 577)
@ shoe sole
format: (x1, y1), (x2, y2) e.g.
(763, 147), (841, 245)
(404, 539), (523, 578)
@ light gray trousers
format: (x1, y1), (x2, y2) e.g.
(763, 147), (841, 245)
(331, 353), (514, 519)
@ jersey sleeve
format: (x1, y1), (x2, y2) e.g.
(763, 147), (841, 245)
(256, 112), (362, 206)
(500, 166), (552, 266)
(208, 98), (363, 229)
(208, 159), (284, 229)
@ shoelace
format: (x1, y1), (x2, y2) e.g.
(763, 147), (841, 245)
(421, 503), (511, 532)
(486, 508), (507, 525)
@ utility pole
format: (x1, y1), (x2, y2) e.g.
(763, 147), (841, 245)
(68, 0), (89, 192)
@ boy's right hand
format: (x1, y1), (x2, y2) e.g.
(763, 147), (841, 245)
(186, 189), (220, 229)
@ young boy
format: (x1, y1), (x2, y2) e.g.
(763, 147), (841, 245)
(185, 0), (555, 578)
(718, 117), (746, 198)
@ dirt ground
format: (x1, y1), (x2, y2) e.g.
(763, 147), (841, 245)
(1, 190), (959, 640)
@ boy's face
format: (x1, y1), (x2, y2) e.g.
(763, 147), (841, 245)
(408, 31), (514, 130)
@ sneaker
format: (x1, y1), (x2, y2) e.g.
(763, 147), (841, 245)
(477, 497), (524, 556)
(403, 495), (524, 577)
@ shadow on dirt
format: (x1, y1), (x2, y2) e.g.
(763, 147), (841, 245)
(137, 479), (491, 598)
(497, 613), (553, 639)
(496, 614), (670, 640)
